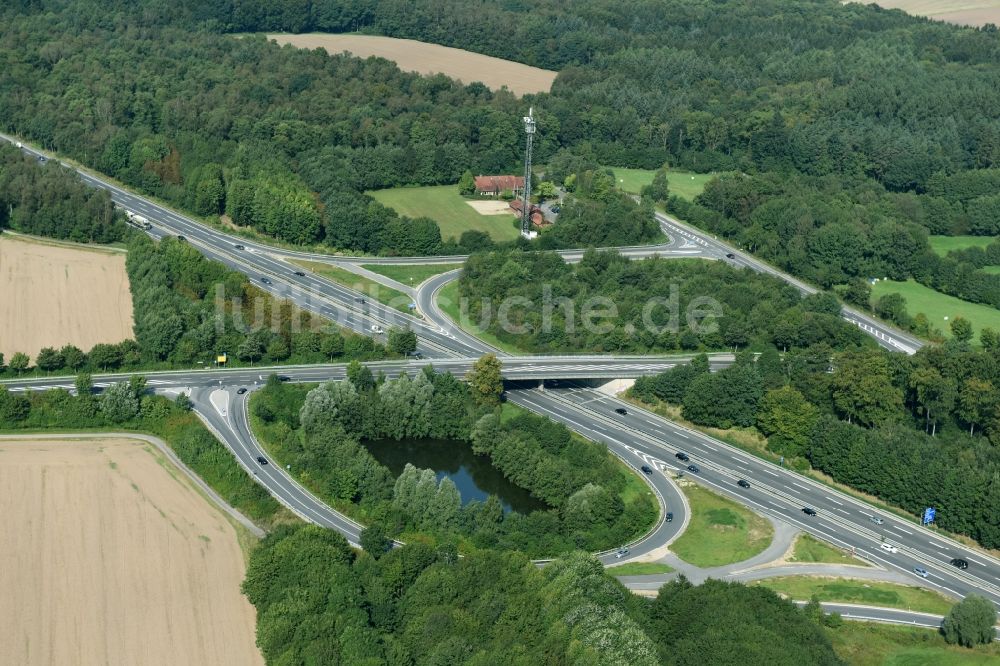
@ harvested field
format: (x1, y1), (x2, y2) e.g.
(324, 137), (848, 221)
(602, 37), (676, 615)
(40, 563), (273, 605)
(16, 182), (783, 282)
(847, 0), (1000, 26)
(269, 33), (557, 96)
(466, 200), (516, 215)
(0, 438), (263, 666)
(0, 234), (133, 361)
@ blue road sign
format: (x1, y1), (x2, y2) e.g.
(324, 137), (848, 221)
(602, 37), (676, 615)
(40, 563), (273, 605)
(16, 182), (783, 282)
(922, 507), (936, 525)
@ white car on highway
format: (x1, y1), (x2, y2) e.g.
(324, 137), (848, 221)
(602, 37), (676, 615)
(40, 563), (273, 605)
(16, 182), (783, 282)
(880, 543), (899, 554)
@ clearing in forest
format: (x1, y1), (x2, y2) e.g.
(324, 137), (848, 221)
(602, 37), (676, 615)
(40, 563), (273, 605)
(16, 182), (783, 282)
(0, 233), (133, 361)
(268, 33), (557, 96)
(368, 184), (521, 242)
(0, 438), (263, 666)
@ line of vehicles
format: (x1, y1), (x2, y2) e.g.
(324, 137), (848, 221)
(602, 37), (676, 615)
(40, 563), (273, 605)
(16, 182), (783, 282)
(615, 404), (978, 582)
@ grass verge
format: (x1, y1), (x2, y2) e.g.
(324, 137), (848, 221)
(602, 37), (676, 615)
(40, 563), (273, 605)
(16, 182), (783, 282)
(608, 561), (675, 576)
(436, 280), (526, 354)
(826, 621), (1000, 666)
(670, 481), (773, 567)
(754, 576), (955, 615)
(361, 263), (463, 286)
(870, 278), (1000, 341)
(367, 184), (521, 242)
(293, 260), (414, 314)
(789, 533), (869, 567)
(607, 167), (717, 200)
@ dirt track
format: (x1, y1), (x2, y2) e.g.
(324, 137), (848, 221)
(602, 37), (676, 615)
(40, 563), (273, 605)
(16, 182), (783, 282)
(269, 33), (557, 96)
(0, 234), (134, 361)
(0, 438), (263, 665)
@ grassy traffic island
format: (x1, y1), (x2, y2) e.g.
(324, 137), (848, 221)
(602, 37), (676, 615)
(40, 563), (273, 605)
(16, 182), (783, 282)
(788, 533), (870, 567)
(248, 370), (658, 559)
(361, 262), (463, 286)
(670, 480), (774, 568)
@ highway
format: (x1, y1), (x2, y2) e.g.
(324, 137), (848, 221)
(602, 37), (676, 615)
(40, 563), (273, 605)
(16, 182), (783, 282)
(524, 382), (1000, 609)
(0, 354), (736, 393)
(192, 385), (366, 544)
(7, 133), (996, 622)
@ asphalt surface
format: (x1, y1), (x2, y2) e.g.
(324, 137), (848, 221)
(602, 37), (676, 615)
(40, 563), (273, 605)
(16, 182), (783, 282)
(0, 353), (737, 393)
(191, 385), (365, 545)
(5, 133), (989, 625)
(531, 383), (1000, 610)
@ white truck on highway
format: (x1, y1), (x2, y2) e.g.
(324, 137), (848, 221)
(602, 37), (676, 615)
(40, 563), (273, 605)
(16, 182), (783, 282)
(124, 210), (152, 230)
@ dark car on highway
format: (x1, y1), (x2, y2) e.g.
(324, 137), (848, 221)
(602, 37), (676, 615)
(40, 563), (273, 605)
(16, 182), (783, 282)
(236, 387), (247, 395)
(802, 507), (817, 516)
(640, 465), (653, 475)
(256, 456), (268, 465)
(260, 277), (271, 285)
(737, 479), (750, 489)
(686, 464), (700, 474)
(277, 375), (291, 382)
(293, 271), (305, 276)
(176, 235), (186, 241)
(666, 512), (673, 523)
(950, 558), (969, 570)
(675, 452), (689, 462)
(615, 407), (628, 415)
(234, 244), (245, 250)
(725, 252), (735, 259)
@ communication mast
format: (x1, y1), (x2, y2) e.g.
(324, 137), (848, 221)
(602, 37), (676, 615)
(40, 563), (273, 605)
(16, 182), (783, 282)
(520, 107), (536, 237)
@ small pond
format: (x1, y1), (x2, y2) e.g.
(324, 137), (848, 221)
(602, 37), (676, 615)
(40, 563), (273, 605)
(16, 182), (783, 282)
(363, 438), (547, 514)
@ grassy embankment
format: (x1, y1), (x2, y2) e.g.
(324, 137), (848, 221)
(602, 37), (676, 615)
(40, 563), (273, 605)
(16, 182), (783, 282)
(607, 167), (716, 200)
(608, 561), (675, 576)
(361, 263), (463, 285)
(292, 260), (414, 314)
(670, 481), (773, 567)
(436, 280), (526, 354)
(368, 185), (521, 243)
(754, 576), (955, 615)
(826, 621), (1000, 666)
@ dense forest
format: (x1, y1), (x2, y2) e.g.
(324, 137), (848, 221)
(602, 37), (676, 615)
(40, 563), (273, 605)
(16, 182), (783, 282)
(631, 340), (1000, 547)
(0, 144), (125, 243)
(244, 524), (844, 665)
(6, 0), (1000, 268)
(251, 367), (657, 557)
(458, 249), (869, 353)
(126, 234), (388, 368)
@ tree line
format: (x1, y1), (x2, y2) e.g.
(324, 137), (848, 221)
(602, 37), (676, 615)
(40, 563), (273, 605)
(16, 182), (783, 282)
(458, 248), (869, 354)
(630, 339), (1000, 548)
(250, 365), (657, 557)
(669, 169), (1000, 311)
(0, 144), (125, 243)
(13, 0), (1000, 261)
(243, 524), (843, 664)
(126, 233), (388, 368)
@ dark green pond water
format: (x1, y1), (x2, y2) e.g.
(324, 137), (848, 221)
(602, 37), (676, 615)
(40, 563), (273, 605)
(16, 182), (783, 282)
(363, 438), (547, 514)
